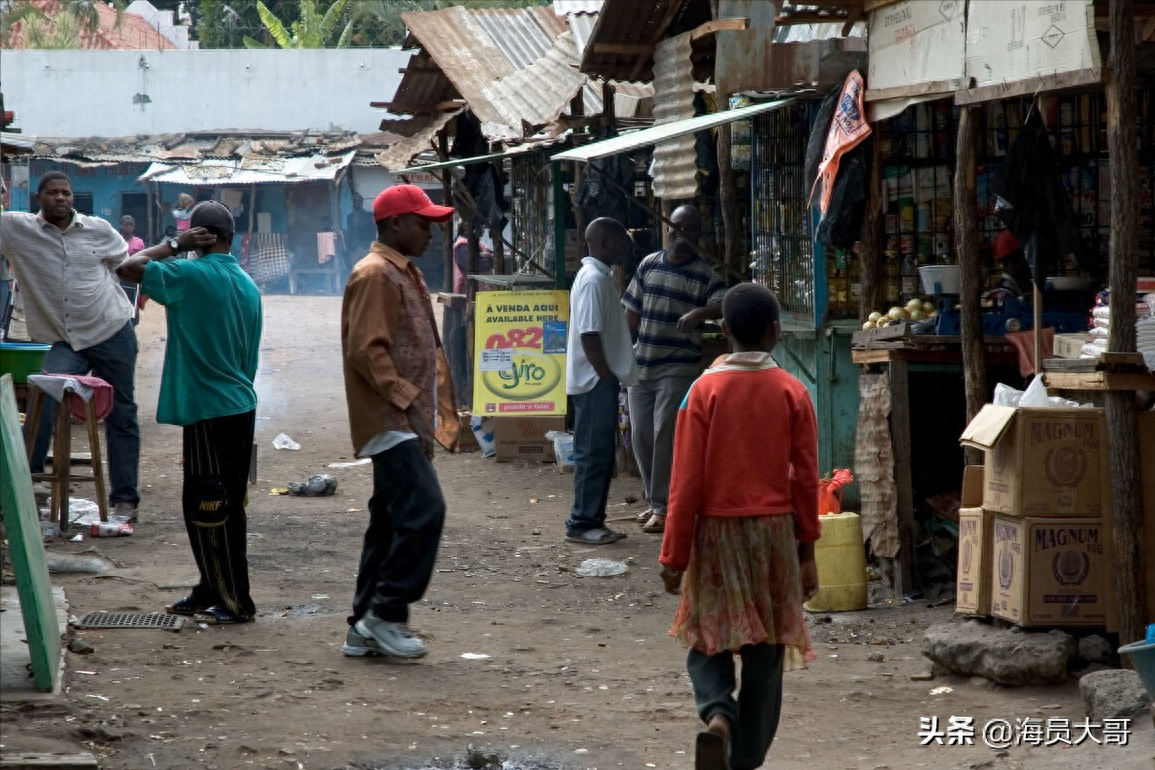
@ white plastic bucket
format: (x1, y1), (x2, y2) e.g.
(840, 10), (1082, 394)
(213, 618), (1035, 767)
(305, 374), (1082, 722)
(919, 265), (961, 295)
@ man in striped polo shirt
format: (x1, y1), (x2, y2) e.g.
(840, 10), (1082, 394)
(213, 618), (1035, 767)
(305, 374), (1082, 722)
(622, 204), (726, 535)
(1, 171), (142, 521)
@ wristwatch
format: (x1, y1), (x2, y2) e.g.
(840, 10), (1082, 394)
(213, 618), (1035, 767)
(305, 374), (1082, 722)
(166, 236), (180, 253)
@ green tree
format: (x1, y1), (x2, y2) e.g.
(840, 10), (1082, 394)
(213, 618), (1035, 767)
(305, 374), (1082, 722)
(189, 0), (551, 49)
(243, 0), (352, 49)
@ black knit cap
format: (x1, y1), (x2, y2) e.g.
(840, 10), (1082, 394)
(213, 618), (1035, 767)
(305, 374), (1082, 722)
(189, 200), (235, 235)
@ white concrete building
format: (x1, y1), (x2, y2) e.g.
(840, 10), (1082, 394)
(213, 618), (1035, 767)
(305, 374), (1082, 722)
(0, 48), (408, 136)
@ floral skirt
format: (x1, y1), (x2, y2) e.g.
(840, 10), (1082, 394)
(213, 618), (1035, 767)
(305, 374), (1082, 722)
(670, 515), (816, 671)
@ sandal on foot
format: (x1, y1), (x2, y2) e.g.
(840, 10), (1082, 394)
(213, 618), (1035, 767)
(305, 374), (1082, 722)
(565, 527), (627, 545)
(635, 508), (653, 524)
(641, 514), (666, 533)
(196, 605), (253, 625)
(695, 729), (729, 770)
(165, 596), (207, 617)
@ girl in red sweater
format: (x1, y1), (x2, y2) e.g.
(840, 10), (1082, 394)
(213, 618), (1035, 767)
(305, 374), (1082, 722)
(659, 282), (820, 770)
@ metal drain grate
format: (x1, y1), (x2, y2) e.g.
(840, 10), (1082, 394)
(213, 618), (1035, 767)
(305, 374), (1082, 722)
(75, 612), (184, 631)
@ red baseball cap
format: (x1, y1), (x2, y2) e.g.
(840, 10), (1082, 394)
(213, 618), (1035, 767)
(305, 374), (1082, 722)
(372, 184), (454, 223)
(992, 230), (1021, 260)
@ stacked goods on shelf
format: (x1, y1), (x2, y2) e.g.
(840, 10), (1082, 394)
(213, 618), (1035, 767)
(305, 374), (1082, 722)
(1081, 279), (1155, 362)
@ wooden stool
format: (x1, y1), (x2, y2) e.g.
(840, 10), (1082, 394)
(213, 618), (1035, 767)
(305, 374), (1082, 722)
(22, 381), (109, 532)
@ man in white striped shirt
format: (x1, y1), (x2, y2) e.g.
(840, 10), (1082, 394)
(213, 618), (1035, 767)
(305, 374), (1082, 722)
(0, 171), (142, 520)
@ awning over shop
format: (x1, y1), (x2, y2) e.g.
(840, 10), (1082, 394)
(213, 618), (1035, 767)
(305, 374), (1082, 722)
(137, 150), (357, 186)
(399, 137), (566, 175)
(551, 97), (794, 162)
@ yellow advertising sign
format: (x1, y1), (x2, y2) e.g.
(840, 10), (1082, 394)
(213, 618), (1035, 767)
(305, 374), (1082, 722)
(472, 290), (569, 416)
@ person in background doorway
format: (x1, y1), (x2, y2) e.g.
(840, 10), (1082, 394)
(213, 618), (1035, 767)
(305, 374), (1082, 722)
(622, 204), (726, 535)
(659, 283), (819, 770)
(344, 192), (376, 276)
(452, 219), (495, 294)
(172, 193), (195, 232)
(983, 230), (1033, 304)
(117, 201), (262, 625)
(564, 217), (639, 545)
(120, 215), (145, 255)
(119, 215), (147, 324)
(340, 184), (459, 660)
(0, 171), (142, 521)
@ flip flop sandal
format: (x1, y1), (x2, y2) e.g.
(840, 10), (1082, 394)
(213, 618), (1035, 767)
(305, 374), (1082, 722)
(565, 527), (626, 545)
(695, 729), (728, 770)
(165, 596), (207, 617)
(196, 605), (253, 625)
(641, 514), (666, 533)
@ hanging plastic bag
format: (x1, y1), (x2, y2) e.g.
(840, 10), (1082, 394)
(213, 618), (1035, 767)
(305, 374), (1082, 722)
(819, 469), (854, 515)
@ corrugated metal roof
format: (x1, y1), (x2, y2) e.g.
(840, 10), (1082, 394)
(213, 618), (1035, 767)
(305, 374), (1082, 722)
(553, 0), (604, 15)
(578, 0), (712, 82)
(390, 5), (592, 143)
(568, 11), (599, 60)
(374, 109), (464, 172)
(650, 32), (696, 200)
(137, 150), (357, 186)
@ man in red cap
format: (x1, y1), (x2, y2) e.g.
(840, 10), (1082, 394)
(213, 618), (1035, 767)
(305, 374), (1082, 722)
(984, 229), (1033, 304)
(340, 184), (461, 659)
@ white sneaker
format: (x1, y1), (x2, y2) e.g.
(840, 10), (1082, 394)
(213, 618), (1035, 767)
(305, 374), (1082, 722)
(353, 611), (427, 659)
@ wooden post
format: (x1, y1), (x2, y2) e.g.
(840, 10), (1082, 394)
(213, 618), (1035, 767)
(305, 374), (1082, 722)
(660, 199), (673, 248)
(858, 136), (883, 322)
(1106, 0), (1148, 645)
(954, 104), (986, 467)
(716, 96), (741, 280)
(888, 359), (915, 594)
(439, 128), (454, 293)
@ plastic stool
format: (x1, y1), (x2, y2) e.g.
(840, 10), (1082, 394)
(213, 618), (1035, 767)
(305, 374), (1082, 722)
(22, 381), (109, 532)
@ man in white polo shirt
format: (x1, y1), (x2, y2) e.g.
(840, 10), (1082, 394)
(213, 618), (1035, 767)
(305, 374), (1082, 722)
(0, 171), (142, 520)
(564, 217), (639, 545)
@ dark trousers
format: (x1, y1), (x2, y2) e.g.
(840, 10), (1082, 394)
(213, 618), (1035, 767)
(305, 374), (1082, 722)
(30, 321), (141, 505)
(182, 411), (256, 618)
(566, 376), (620, 535)
(349, 439), (446, 626)
(688, 643), (786, 770)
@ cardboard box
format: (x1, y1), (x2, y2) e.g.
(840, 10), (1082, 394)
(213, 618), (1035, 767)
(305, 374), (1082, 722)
(990, 515), (1107, 627)
(960, 405), (1105, 517)
(493, 416), (565, 462)
(1052, 332), (1092, 359)
(956, 507), (996, 616)
(960, 465), (984, 508)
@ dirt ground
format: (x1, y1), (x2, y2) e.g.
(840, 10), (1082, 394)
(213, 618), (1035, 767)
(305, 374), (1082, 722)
(1, 295), (1151, 770)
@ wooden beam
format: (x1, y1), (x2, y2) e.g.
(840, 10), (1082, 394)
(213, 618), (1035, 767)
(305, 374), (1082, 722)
(1105, 0), (1149, 647)
(0, 753), (99, 769)
(775, 12), (851, 26)
(592, 42), (653, 54)
(954, 68), (1105, 105)
(865, 79), (963, 102)
(626, 0), (685, 82)
(689, 17), (750, 41)
(370, 99), (466, 112)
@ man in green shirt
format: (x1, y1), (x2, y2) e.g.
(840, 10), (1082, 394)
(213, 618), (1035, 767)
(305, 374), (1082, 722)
(117, 202), (262, 625)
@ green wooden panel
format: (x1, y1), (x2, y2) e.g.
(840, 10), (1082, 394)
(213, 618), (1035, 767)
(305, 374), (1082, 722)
(0, 374), (60, 692)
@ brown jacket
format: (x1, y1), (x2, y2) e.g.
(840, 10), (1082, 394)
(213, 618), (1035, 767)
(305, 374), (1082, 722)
(341, 242), (459, 456)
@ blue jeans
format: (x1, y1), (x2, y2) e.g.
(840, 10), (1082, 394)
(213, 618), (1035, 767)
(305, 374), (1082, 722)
(627, 374), (696, 516)
(29, 322), (140, 506)
(688, 643), (786, 770)
(566, 376), (620, 535)
(349, 439), (446, 626)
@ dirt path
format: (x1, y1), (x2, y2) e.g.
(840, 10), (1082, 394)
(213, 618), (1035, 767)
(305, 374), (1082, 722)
(1, 296), (1150, 770)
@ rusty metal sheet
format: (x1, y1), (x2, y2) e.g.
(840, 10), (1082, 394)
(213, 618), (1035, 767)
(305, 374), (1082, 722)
(374, 109), (463, 172)
(396, 5), (592, 142)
